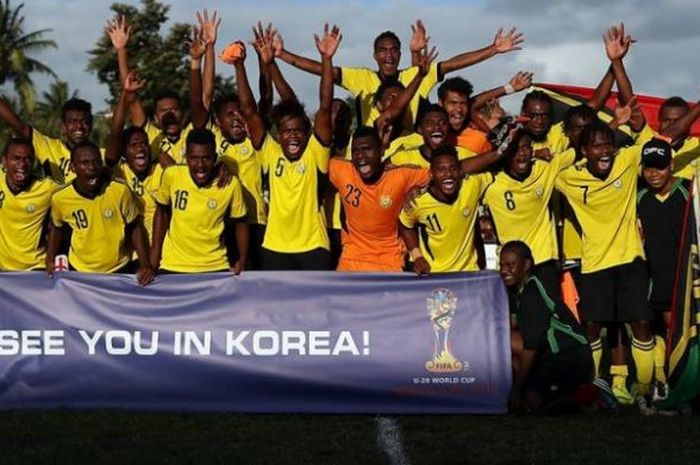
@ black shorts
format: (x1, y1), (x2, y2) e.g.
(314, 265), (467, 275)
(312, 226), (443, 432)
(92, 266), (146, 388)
(524, 345), (592, 402)
(579, 258), (654, 323)
(533, 259), (561, 300)
(261, 247), (331, 271)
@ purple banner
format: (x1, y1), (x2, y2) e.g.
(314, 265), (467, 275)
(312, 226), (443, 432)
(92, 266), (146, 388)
(0, 271), (511, 413)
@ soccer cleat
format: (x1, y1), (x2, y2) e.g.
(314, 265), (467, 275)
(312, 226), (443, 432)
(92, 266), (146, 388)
(612, 385), (634, 405)
(652, 380), (668, 403)
(636, 394), (657, 416)
(592, 378), (619, 411)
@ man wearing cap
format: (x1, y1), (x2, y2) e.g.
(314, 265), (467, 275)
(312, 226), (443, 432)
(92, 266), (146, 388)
(637, 137), (693, 402)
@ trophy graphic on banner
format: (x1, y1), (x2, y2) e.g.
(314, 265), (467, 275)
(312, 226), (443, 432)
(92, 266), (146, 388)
(426, 288), (462, 373)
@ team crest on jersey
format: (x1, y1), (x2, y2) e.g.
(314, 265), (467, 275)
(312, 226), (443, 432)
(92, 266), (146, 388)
(379, 195), (393, 209)
(208, 199), (218, 210)
(296, 164), (306, 174)
(103, 209), (114, 219)
(462, 207), (471, 217)
(239, 146), (250, 156)
(535, 186), (544, 197)
(25, 203), (36, 213)
(614, 179), (623, 189)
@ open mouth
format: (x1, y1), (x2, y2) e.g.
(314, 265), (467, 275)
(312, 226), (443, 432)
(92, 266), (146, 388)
(441, 178), (456, 190)
(356, 160), (372, 176)
(193, 170), (209, 183)
(286, 140), (301, 156)
(86, 176), (99, 188)
(13, 168), (28, 183)
(597, 156), (612, 172)
(132, 152), (148, 169)
(429, 131), (444, 146)
(71, 130), (85, 141)
(449, 113), (464, 128)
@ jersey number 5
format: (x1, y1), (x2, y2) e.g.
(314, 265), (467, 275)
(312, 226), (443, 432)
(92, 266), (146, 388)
(0, 190), (4, 208)
(274, 158), (285, 177)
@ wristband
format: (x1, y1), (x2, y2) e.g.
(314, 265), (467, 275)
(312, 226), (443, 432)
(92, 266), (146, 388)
(504, 83), (515, 95)
(410, 247), (423, 260)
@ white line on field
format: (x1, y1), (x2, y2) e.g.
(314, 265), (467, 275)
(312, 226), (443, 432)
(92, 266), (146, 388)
(376, 416), (410, 465)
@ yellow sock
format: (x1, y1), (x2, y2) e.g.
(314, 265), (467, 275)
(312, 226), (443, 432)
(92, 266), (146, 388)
(631, 337), (655, 395)
(610, 364), (628, 389)
(590, 338), (603, 379)
(654, 335), (667, 384)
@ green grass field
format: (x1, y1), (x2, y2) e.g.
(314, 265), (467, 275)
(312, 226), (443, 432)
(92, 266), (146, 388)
(1, 408), (699, 464)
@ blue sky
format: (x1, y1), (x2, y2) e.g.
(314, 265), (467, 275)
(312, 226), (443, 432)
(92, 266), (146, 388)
(5, 0), (700, 114)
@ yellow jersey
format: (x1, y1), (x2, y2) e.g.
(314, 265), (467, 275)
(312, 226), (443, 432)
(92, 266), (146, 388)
(340, 63), (440, 127)
(389, 145), (476, 168)
(145, 121), (195, 164)
(259, 134), (330, 253)
(531, 121), (570, 155)
(32, 129), (105, 184)
(634, 124), (700, 180)
(212, 127), (267, 225)
(51, 179), (140, 272)
(484, 149), (576, 265)
(154, 165), (247, 273)
(113, 161), (163, 241)
(399, 172), (493, 272)
(0, 175), (59, 270)
(555, 145), (644, 273)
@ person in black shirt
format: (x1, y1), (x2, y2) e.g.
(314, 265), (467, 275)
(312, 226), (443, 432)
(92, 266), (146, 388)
(500, 240), (596, 413)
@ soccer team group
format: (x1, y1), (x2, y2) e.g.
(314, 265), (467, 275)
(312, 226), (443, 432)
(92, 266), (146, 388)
(0, 11), (697, 415)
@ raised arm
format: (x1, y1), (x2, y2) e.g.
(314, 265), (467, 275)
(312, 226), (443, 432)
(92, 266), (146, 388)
(253, 24), (298, 103)
(189, 27), (209, 129)
(105, 72), (145, 167)
(604, 23), (643, 130)
(438, 27), (524, 77)
(197, 9), (221, 112)
(661, 99), (700, 143)
(313, 24), (342, 146)
(106, 16), (146, 128)
(277, 38), (342, 84)
(409, 20), (430, 67)
(222, 41), (267, 149)
(587, 67), (615, 110)
(471, 71), (533, 118)
(0, 97), (30, 139)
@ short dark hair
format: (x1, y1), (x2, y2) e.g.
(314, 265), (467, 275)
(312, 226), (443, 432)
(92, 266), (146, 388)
(271, 100), (311, 132)
(437, 77), (474, 102)
(154, 90), (182, 107)
(373, 31), (400, 52)
(501, 240), (534, 264)
(431, 144), (458, 165)
(660, 96), (689, 112)
(563, 104), (597, 130)
(70, 140), (101, 161)
(373, 78), (405, 106)
(352, 125), (381, 145)
(61, 98), (92, 123)
(521, 90), (553, 116)
(417, 103), (449, 126)
(2, 137), (35, 160)
(186, 128), (216, 157)
(213, 93), (241, 117)
(121, 126), (148, 151)
(578, 120), (614, 154)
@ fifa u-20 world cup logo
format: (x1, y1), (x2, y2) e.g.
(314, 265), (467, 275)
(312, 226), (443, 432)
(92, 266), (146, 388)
(426, 288), (463, 373)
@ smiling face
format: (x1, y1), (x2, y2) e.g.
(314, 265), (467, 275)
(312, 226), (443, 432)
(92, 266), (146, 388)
(419, 110), (449, 151)
(278, 115), (309, 160)
(351, 134), (383, 182)
(506, 134), (534, 179)
(373, 37), (401, 78)
(71, 146), (103, 194)
(430, 154), (461, 200)
(582, 130), (616, 178)
(499, 249), (531, 290)
(125, 131), (151, 177)
(440, 90), (469, 132)
(61, 110), (92, 147)
(642, 164), (673, 192)
(4, 142), (34, 191)
(215, 101), (247, 143)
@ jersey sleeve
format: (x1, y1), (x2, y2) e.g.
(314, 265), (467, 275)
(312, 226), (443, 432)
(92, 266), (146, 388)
(120, 185), (141, 224)
(473, 172), (494, 196)
(228, 177), (248, 220)
(633, 124), (656, 146)
(154, 167), (174, 205)
(144, 121), (162, 144)
(339, 67), (375, 96)
(306, 134), (331, 174)
(406, 167), (430, 190)
(50, 195), (65, 227)
(399, 201), (419, 229)
(554, 148), (576, 171)
(518, 288), (550, 351)
(617, 143), (643, 167)
(329, 157), (351, 189)
(456, 146), (477, 160)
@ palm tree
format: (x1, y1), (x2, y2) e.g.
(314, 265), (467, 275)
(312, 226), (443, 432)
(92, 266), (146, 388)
(34, 80), (78, 138)
(0, 0), (57, 112)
